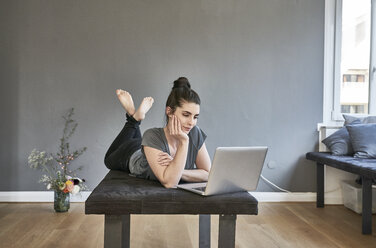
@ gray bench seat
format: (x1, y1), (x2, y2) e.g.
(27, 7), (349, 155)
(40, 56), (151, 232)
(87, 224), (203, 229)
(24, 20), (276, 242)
(85, 170), (258, 248)
(306, 152), (376, 234)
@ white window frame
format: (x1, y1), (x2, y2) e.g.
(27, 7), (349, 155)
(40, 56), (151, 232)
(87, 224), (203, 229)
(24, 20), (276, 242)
(323, 0), (376, 124)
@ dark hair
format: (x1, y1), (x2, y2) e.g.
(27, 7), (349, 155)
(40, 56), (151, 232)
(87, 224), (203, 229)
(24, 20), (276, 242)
(165, 77), (201, 122)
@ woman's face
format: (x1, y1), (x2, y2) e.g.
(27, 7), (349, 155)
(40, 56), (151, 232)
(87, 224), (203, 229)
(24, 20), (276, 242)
(168, 101), (200, 134)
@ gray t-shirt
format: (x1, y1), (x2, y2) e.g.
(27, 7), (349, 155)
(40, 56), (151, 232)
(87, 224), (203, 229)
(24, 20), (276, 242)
(128, 126), (207, 181)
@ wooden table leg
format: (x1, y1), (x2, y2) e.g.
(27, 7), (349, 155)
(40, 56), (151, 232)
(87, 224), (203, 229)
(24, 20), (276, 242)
(218, 214), (237, 248)
(199, 214), (210, 248)
(317, 162), (324, 208)
(104, 215), (130, 248)
(362, 177), (372, 234)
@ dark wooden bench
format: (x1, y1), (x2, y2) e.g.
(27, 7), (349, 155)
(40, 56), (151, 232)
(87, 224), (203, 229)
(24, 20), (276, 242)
(306, 152), (376, 234)
(85, 170), (258, 247)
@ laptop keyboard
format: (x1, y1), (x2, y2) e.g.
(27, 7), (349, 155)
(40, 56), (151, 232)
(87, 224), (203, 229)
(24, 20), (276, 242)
(193, 186), (206, 192)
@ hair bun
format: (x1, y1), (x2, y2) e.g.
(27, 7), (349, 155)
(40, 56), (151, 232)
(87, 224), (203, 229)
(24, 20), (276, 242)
(173, 77), (191, 90)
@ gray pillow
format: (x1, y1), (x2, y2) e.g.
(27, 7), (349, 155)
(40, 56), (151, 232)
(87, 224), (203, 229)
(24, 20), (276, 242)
(322, 127), (353, 155)
(322, 119), (361, 155)
(343, 114), (376, 125)
(346, 123), (376, 158)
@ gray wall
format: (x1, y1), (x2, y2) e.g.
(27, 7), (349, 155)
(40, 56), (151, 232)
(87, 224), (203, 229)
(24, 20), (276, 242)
(1, 0), (324, 192)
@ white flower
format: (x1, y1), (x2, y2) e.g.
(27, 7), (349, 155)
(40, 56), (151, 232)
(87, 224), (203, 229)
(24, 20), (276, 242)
(65, 175), (72, 180)
(72, 185), (80, 195)
(46, 183), (51, 190)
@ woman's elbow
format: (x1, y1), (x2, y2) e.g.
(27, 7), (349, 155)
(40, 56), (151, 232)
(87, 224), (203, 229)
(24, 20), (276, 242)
(162, 182), (177, 189)
(159, 170), (180, 188)
(159, 175), (178, 188)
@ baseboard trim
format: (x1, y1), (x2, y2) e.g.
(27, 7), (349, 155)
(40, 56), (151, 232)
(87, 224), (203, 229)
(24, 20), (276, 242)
(251, 192), (316, 202)
(251, 192), (343, 204)
(0, 191), (344, 204)
(0, 191), (92, 202)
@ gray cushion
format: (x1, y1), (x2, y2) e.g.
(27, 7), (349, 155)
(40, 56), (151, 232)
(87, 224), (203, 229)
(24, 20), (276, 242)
(346, 123), (376, 159)
(306, 152), (376, 179)
(322, 119), (361, 155)
(322, 126), (354, 155)
(343, 114), (376, 125)
(85, 170), (258, 215)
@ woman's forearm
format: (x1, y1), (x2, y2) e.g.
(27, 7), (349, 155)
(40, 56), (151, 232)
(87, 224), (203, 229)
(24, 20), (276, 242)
(181, 169), (209, 182)
(162, 140), (189, 187)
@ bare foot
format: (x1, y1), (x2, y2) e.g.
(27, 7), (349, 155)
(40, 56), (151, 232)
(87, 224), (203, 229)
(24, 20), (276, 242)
(116, 89), (135, 116)
(133, 97), (154, 121)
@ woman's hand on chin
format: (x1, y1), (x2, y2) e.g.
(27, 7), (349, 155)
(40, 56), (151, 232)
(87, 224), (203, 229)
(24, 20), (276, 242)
(169, 115), (189, 142)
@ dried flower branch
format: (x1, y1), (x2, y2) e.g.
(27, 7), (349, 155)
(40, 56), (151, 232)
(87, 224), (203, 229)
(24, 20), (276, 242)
(27, 108), (87, 194)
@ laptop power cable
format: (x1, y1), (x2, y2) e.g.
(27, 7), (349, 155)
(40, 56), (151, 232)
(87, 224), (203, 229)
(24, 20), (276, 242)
(260, 174), (291, 193)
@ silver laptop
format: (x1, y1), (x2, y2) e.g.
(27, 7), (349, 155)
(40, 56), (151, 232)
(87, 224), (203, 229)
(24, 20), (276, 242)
(177, 146), (268, 196)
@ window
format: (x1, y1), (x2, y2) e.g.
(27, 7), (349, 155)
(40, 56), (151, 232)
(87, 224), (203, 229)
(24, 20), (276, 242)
(341, 104), (365, 114)
(342, 74), (366, 82)
(323, 0), (376, 123)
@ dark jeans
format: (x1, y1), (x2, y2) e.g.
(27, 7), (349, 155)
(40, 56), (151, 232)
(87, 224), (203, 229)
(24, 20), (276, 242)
(104, 114), (142, 172)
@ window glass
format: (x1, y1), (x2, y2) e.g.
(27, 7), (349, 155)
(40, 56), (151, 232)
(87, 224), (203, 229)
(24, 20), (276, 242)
(340, 0), (371, 114)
